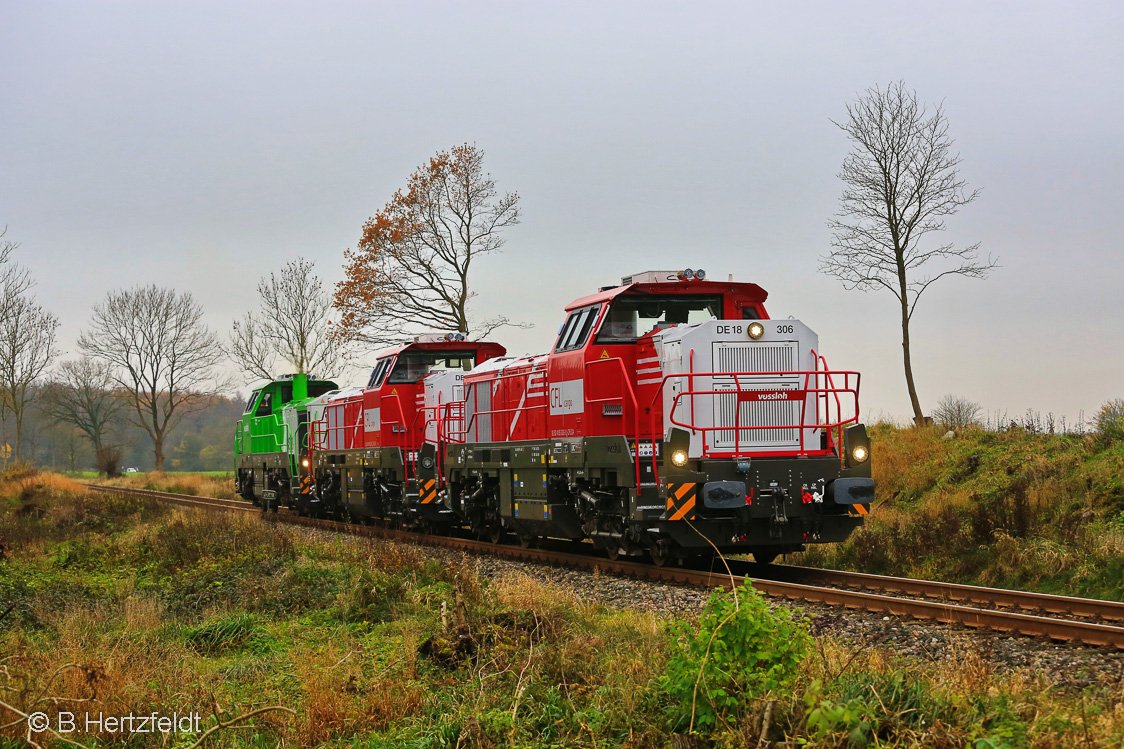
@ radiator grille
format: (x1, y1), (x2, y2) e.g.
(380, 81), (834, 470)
(711, 341), (801, 448)
(714, 342), (796, 377)
(712, 385), (801, 447)
(464, 384), (491, 442)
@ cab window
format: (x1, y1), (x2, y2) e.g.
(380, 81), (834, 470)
(554, 305), (601, 352)
(388, 350), (479, 384)
(367, 358), (393, 388)
(255, 391), (273, 417)
(595, 295), (723, 343)
(243, 390), (261, 414)
(307, 381), (336, 398)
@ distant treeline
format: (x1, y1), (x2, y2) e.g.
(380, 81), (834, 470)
(10, 391), (243, 472)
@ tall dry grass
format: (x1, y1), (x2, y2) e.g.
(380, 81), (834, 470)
(102, 471), (237, 499)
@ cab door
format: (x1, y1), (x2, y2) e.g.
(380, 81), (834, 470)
(546, 304), (603, 439)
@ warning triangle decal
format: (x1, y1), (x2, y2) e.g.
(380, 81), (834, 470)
(599, 349), (610, 360)
(390, 388), (398, 395)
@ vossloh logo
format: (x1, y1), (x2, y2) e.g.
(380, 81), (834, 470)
(757, 392), (790, 400)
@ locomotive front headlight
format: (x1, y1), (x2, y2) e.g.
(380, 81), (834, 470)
(748, 322), (765, 339)
(671, 450), (689, 467)
(851, 445), (868, 463)
(302, 458), (310, 468)
(678, 268), (695, 281)
(694, 269), (707, 281)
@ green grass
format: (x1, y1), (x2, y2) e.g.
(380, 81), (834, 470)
(1, 469), (1122, 747)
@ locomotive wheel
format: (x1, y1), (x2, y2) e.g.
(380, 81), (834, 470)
(488, 524), (503, 544)
(605, 547), (621, 561)
(753, 551), (778, 565)
(518, 533), (537, 549)
(650, 548), (670, 567)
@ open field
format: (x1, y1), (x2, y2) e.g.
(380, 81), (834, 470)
(62, 471), (235, 479)
(1, 467), (1123, 747)
(89, 471), (238, 500)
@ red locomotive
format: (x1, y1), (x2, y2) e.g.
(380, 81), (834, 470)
(304, 270), (872, 564)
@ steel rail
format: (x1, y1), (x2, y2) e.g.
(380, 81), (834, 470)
(87, 485), (258, 513)
(87, 485), (1124, 649)
(730, 562), (1124, 624)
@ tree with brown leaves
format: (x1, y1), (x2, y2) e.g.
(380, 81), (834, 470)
(820, 82), (996, 426)
(334, 144), (521, 347)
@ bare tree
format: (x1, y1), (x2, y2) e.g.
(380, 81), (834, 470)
(932, 394), (983, 430)
(230, 257), (347, 382)
(47, 421), (87, 472)
(821, 82), (996, 425)
(42, 357), (125, 459)
(0, 296), (60, 459)
(78, 286), (225, 471)
(334, 143), (521, 347)
(0, 226), (33, 325)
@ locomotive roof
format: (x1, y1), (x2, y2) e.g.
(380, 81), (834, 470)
(564, 279), (769, 312)
(370, 339), (507, 359)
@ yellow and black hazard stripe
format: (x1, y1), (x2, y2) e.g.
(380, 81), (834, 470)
(665, 482), (698, 521)
(847, 503), (870, 516)
(420, 479), (438, 504)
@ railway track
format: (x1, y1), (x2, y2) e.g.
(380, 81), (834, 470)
(88, 484), (1124, 649)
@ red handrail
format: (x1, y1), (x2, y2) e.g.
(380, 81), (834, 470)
(584, 357), (647, 488)
(646, 366), (861, 464)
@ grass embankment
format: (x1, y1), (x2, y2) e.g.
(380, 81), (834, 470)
(1, 468), (1122, 746)
(798, 425), (1124, 600)
(94, 471), (237, 500)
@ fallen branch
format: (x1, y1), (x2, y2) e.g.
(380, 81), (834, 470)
(184, 705), (296, 749)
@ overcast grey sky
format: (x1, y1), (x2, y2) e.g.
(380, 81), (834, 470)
(2, 0), (1122, 423)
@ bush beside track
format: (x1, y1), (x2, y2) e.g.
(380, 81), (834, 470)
(1, 466), (1123, 747)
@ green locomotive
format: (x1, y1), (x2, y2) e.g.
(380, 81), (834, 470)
(235, 373), (338, 509)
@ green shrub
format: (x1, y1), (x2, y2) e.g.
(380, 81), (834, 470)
(804, 680), (878, 746)
(663, 579), (809, 732)
(335, 568), (407, 622)
(185, 612), (268, 654)
(970, 695), (1029, 749)
(1094, 399), (1124, 441)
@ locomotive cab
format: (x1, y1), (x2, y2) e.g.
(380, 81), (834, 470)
(234, 373), (338, 510)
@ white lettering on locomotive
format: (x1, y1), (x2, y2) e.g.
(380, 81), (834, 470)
(548, 379), (584, 416)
